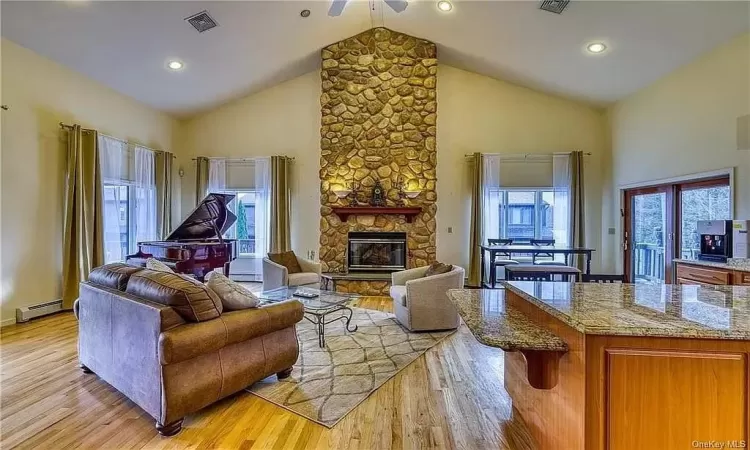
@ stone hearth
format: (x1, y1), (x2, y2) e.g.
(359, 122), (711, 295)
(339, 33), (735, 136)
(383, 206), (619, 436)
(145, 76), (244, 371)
(318, 28), (438, 295)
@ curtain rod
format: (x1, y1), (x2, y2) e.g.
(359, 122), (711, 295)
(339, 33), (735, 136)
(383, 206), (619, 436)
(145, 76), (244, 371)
(464, 151), (592, 158)
(60, 122), (176, 158)
(191, 156), (295, 162)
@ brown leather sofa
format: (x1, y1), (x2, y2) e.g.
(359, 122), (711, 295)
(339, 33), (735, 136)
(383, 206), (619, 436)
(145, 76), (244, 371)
(74, 263), (303, 436)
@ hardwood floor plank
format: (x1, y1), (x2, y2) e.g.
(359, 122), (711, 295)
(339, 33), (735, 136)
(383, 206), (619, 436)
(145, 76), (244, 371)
(1, 298), (535, 449)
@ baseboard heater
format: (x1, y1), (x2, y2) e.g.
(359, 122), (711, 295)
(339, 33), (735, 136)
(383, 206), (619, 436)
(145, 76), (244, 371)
(16, 300), (63, 323)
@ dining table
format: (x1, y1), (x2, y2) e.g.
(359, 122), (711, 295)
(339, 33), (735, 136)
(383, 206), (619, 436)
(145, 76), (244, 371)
(479, 244), (595, 288)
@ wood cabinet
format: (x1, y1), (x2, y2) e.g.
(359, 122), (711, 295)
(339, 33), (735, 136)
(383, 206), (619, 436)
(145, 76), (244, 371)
(674, 261), (750, 286)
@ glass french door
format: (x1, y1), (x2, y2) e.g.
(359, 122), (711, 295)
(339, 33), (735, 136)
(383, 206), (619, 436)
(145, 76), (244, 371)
(625, 187), (672, 284)
(624, 176), (730, 284)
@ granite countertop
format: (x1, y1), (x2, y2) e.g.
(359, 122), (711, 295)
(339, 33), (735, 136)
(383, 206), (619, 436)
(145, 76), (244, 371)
(447, 289), (568, 352)
(673, 258), (750, 273)
(501, 281), (750, 340)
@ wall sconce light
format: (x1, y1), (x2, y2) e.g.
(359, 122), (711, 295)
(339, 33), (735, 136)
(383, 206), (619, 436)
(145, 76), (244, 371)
(403, 190), (421, 199)
(332, 188), (352, 199)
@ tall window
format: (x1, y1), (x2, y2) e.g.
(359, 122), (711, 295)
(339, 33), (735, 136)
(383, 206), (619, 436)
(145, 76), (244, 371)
(100, 136), (157, 263)
(494, 189), (559, 240)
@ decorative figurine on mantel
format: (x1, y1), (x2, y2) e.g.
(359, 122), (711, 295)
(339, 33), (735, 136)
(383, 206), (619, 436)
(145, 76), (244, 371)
(370, 179), (387, 207)
(395, 176), (407, 206)
(349, 181), (364, 206)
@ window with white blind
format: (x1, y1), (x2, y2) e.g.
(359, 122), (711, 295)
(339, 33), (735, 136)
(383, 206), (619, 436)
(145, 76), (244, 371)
(99, 135), (157, 263)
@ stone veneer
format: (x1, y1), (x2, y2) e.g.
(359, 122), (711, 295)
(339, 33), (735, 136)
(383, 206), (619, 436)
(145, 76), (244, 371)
(319, 28), (437, 295)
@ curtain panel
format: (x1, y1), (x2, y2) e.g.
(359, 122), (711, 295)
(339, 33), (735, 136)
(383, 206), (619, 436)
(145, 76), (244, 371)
(155, 152), (173, 239)
(570, 151), (585, 270)
(269, 156), (291, 253)
(552, 151), (585, 269)
(62, 125), (104, 309)
(468, 153), (484, 287)
(134, 146), (157, 244)
(208, 158), (227, 193)
(195, 156), (210, 203)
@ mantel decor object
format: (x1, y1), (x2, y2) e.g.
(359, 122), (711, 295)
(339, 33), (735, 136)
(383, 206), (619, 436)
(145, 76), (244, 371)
(370, 180), (386, 207)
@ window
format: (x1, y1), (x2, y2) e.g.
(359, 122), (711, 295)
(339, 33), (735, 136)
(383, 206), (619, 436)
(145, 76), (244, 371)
(679, 180), (731, 260)
(495, 189), (561, 240)
(222, 191), (258, 256)
(100, 136), (157, 263)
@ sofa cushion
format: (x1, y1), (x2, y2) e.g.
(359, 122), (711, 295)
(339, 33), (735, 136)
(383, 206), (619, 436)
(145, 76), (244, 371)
(390, 285), (407, 307)
(268, 251), (302, 274)
(126, 270), (223, 322)
(288, 272), (320, 287)
(205, 272), (259, 311)
(88, 263), (145, 291)
(424, 261), (453, 278)
(146, 258), (175, 273)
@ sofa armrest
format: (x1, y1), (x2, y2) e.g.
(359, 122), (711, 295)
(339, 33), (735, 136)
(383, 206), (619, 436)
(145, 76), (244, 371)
(297, 257), (321, 275)
(159, 300), (304, 365)
(392, 266), (430, 286)
(263, 258), (288, 290)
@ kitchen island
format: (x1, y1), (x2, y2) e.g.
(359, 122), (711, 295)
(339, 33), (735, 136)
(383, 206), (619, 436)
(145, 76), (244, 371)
(448, 282), (750, 450)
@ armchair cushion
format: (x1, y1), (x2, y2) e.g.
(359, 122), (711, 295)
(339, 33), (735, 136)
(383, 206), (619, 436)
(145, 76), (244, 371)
(205, 272), (259, 311)
(424, 261), (453, 278)
(268, 251), (302, 274)
(288, 272), (320, 287)
(126, 270), (223, 322)
(88, 262), (144, 291)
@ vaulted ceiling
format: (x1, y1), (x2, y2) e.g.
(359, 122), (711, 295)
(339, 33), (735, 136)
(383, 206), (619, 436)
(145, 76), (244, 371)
(2, 1), (748, 118)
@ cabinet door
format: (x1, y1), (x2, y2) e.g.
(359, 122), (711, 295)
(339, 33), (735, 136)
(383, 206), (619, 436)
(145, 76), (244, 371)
(606, 349), (747, 450)
(675, 264), (731, 285)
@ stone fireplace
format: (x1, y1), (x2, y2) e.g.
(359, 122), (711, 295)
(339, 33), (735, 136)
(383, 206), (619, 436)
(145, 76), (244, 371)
(319, 27), (437, 295)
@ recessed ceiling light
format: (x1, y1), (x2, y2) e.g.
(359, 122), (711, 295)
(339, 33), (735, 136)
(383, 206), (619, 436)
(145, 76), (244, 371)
(437, 0), (453, 12)
(586, 42), (607, 54)
(300, 9), (311, 18)
(167, 60), (184, 70)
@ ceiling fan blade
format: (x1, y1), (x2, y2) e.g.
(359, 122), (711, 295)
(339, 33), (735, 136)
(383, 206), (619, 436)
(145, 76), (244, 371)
(328, 0), (349, 17)
(383, 0), (408, 13)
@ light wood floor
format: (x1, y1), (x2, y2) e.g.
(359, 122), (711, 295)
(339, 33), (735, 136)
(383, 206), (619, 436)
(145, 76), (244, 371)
(0, 297), (535, 449)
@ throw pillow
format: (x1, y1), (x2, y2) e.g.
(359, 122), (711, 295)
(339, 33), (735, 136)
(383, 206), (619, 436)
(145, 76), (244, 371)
(146, 258), (174, 273)
(424, 261), (453, 278)
(268, 251), (302, 274)
(205, 271), (260, 311)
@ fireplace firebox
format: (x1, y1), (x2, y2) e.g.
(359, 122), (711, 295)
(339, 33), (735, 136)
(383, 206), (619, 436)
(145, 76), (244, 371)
(347, 232), (407, 272)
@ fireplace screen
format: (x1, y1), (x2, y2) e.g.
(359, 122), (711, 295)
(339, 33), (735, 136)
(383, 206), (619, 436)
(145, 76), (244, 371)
(347, 232), (407, 272)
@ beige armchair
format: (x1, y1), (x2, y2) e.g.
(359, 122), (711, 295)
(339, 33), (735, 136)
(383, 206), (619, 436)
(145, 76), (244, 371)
(262, 256), (321, 291)
(389, 265), (465, 331)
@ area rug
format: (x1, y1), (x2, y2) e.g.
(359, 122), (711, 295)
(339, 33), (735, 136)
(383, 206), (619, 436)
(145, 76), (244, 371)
(246, 307), (453, 427)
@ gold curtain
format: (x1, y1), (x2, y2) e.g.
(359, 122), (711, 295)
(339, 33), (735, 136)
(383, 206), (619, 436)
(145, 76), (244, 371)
(571, 150), (586, 270)
(195, 156), (210, 204)
(468, 152), (484, 287)
(61, 125), (104, 309)
(155, 152), (173, 238)
(269, 156), (291, 253)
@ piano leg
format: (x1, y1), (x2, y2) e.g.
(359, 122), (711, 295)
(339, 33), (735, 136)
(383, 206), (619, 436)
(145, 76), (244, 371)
(223, 262), (231, 278)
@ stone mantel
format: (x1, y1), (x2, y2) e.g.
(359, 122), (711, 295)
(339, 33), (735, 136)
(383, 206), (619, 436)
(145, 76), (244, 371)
(331, 206), (422, 223)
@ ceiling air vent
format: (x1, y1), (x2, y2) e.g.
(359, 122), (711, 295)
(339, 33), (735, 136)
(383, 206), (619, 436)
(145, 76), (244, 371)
(185, 10), (218, 33)
(539, 0), (570, 14)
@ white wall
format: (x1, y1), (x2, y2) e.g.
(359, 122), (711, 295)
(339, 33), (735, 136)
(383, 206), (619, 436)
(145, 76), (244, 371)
(180, 65), (608, 273)
(0, 39), (179, 324)
(608, 33), (750, 272)
(436, 66), (608, 272)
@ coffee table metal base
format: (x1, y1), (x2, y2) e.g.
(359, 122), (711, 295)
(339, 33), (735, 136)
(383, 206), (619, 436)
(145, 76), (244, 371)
(304, 306), (358, 347)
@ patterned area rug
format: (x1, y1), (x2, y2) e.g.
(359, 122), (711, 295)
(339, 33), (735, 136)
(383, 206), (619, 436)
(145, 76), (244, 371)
(247, 307), (453, 427)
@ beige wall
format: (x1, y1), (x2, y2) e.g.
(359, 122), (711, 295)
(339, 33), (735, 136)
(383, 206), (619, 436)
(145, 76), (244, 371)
(608, 33), (750, 272)
(0, 39), (179, 324)
(436, 66), (608, 272)
(181, 65), (608, 273)
(179, 71), (322, 259)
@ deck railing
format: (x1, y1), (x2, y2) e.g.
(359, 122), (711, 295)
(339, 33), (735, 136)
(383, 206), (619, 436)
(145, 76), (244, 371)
(634, 243), (665, 282)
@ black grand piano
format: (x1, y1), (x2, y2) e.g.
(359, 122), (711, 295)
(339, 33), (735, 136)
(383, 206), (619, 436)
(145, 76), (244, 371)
(127, 193), (237, 281)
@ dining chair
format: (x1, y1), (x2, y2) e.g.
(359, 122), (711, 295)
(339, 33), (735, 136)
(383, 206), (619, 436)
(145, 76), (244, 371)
(531, 239), (566, 266)
(506, 265), (580, 282)
(582, 274), (626, 283)
(487, 238), (518, 287)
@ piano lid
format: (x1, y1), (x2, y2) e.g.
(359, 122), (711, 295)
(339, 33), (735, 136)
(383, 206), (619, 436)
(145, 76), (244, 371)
(166, 193), (237, 241)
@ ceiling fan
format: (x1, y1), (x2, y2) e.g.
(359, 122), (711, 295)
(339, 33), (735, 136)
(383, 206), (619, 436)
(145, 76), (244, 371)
(328, 0), (409, 17)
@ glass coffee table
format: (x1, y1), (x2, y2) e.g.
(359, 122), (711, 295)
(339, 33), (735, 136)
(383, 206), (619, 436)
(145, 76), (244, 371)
(257, 286), (360, 347)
